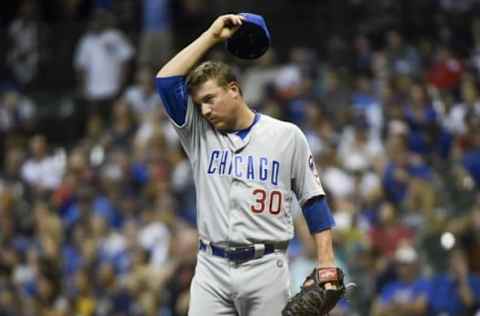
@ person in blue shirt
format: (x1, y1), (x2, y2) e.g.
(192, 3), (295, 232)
(427, 248), (480, 316)
(382, 135), (433, 207)
(372, 244), (429, 316)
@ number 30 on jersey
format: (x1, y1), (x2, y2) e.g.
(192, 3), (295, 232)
(251, 189), (282, 214)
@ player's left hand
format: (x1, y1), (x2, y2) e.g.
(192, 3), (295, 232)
(282, 267), (352, 316)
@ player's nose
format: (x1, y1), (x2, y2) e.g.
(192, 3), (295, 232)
(201, 104), (212, 117)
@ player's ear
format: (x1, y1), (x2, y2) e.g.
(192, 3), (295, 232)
(227, 81), (242, 98)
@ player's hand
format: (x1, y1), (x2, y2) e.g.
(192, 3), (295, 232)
(282, 267), (348, 316)
(207, 14), (245, 42)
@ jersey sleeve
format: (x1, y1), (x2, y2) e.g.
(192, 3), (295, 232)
(291, 126), (326, 205)
(155, 76), (205, 158)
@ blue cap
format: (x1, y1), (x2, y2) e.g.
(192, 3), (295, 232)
(226, 13), (271, 59)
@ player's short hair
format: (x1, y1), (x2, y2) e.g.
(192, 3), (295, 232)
(187, 61), (242, 94)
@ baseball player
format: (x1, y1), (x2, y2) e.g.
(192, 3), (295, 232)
(155, 14), (341, 316)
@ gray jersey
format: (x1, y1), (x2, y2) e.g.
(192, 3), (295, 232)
(174, 102), (324, 244)
(156, 76), (325, 244)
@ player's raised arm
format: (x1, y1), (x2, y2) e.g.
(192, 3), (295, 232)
(156, 14), (244, 78)
(154, 14), (244, 128)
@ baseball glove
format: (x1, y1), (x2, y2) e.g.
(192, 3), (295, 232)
(282, 267), (346, 316)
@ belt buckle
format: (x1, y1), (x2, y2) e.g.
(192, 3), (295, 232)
(253, 244), (266, 259)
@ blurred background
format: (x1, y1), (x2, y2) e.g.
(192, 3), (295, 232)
(1, 0), (480, 315)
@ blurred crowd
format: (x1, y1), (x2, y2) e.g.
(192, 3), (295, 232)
(1, 0), (480, 315)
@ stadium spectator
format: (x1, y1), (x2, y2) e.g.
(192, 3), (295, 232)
(427, 248), (480, 316)
(74, 9), (134, 123)
(351, 75), (383, 137)
(6, 0), (46, 87)
(426, 46), (464, 92)
(103, 98), (137, 151)
(371, 245), (429, 316)
(337, 115), (384, 173)
(368, 202), (415, 259)
(384, 30), (421, 77)
(20, 135), (65, 194)
(403, 82), (440, 156)
(0, 88), (36, 134)
(445, 79), (480, 136)
(124, 65), (163, 122)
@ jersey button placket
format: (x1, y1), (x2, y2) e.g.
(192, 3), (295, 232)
(226, 149), (236, 267)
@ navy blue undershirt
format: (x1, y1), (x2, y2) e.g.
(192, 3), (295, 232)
(234, 112), (260, 140)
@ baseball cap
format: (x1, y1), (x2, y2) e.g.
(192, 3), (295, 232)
(226, 13), (271, 59)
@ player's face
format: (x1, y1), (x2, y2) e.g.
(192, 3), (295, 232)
(192, 79), (241, 131)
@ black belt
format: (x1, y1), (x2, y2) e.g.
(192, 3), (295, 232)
(199, 240), (287, 263)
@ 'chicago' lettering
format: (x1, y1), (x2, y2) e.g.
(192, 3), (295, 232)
(207, 150), (279, 186)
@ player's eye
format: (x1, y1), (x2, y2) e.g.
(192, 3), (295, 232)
(202, 95), (215, 103)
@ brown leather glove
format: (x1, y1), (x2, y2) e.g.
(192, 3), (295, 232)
(282, 267), (346, 316)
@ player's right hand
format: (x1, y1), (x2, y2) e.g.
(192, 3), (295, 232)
(207, 14), (244, 42)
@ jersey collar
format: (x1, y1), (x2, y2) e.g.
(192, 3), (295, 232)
(227, 113), (261, 152)
(235, 112), (260, 140)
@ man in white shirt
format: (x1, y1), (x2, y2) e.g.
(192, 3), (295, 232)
(74, 9), (134, 123)
(21, 135), (65, 193)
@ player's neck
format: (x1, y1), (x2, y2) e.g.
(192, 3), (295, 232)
(234, 104), (255, 130)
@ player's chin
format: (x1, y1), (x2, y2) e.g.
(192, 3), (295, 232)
(212, 121), (228, 131)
